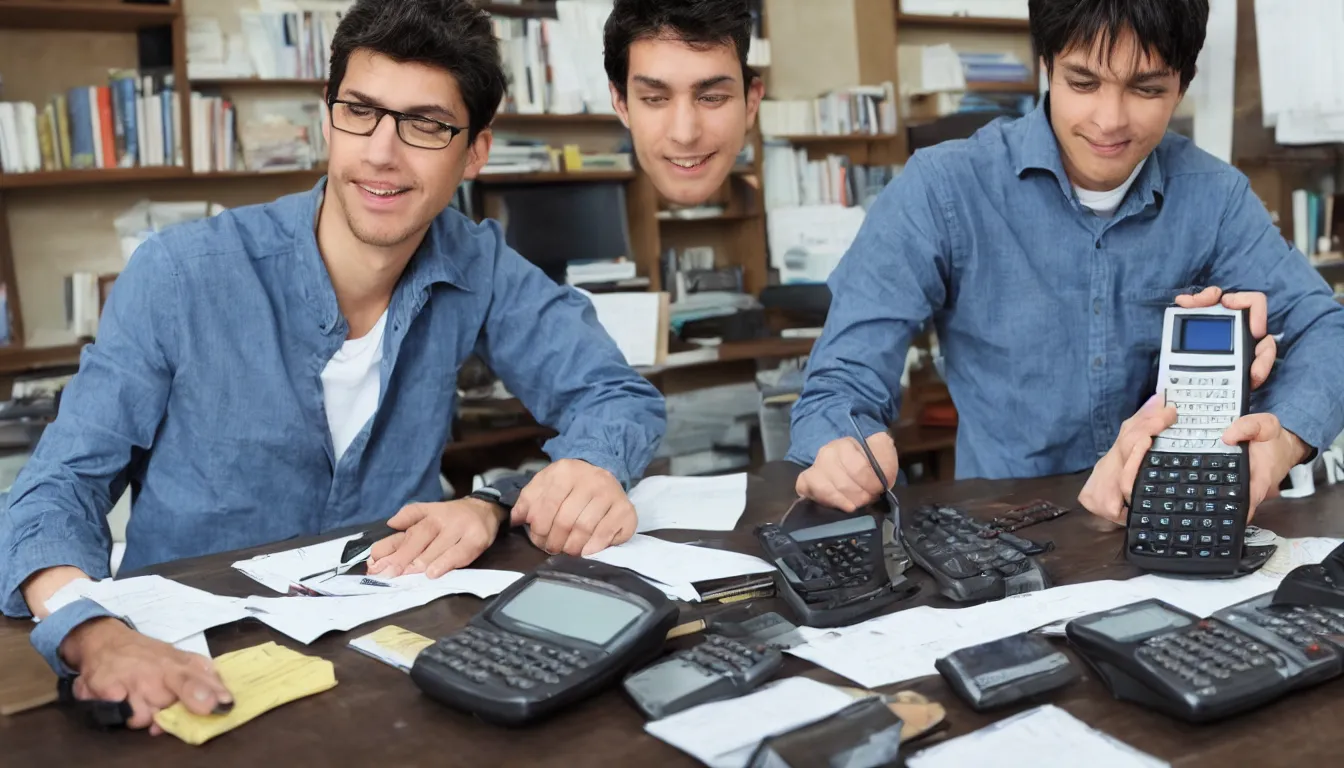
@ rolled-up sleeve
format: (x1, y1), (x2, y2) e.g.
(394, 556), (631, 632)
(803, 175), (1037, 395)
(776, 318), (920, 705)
(786, 155), (952, 466)
(472, 223), (666, 487)
(0, 237), (179, 619)
(1209, 175), (1344, 454)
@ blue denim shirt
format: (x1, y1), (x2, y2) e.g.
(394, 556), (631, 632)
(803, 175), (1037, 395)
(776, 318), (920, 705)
(2, 179), (666, 671)
(789, 99), (1344, 480)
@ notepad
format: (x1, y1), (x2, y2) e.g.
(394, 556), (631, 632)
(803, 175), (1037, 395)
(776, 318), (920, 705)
(153, 642), (337, 746)
(348, 625), (435, 672)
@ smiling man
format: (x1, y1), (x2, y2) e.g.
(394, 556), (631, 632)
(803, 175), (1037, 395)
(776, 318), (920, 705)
(789, 0), (1344, 525)
(603, 0), (764, 206)
(0, 0), (664, 729)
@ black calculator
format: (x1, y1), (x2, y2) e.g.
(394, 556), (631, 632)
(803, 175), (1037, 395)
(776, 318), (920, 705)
(622, 634), (783, 719)
(899, 504), (1051, 602)
(1213, 592), (1344, 683)
(1127, 305), (1257, 576)
(1066, 598), (1341, 723)
(410, 556), (678, 726)
(755, 515), (913, 627)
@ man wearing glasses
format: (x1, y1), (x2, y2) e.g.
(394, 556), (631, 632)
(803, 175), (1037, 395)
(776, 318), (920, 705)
(0, 0), (665, 728)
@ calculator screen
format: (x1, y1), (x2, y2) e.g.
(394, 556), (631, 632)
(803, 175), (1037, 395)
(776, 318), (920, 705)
(1086, 604), (1193, 643)
(498, 579), (644, 646)
(1179, 317), (1233, 352)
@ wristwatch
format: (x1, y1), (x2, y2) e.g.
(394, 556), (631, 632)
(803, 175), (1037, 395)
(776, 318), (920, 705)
(466, 472), (535, 537)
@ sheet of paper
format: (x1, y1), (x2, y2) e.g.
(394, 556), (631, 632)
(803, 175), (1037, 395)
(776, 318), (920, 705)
(242, 570), (523, 644)
(644, 677), (859, 768)
(175, 633), (211, 659)
(154, 642), (337, 746)
(919, 43), (967, 93)
(44, 576), (250, 646)
(348, 625), (435, 672)
(631, 473), (747, 533)
(906, 704), (1168, 768)
(231, 533), (365, 594)
(584, 534), (772, 602)
(310, 569), (521, 598)
(582, 290), (665, 367)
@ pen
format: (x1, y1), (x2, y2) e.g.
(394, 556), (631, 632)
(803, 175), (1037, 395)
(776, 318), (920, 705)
(846, 411), (902, 531)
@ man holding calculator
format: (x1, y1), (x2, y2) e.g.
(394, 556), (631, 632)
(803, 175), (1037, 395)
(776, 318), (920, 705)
(789, 0), (1344, 524)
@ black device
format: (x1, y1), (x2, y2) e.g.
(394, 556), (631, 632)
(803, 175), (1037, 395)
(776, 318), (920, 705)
(1066, 598), (1341, 723)
(1271, 541), (1344, 611)
(1213, 592), (1344, 682)
(56, 677), (133, 730)
(899, 504), (1051, 603)
(1126, 305), (1266, 576)
(934, 632), (1079, 712)
(297, 526), (399, 583)
(622, 633), (783, 719)
(492, 182), (631, 284)
(755, 514), (914, 628)
(989, 500), (1071, 533)
(409, 555), (678, 726)
(746, 696), (903, 768)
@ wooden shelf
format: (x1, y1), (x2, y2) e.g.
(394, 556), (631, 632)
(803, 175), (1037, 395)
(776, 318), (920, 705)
(0, 166), (189, 189)
(473, 170), (635, 184)
(896, 12), (1029, 31)
(0, 1), (179, 32)
(443, 423), (556, 456)
(765, 133), (900, 144)
(493, 112), (622, 126)
(966, 80), (1037, 94)
(478, 1), (557, 18)
(190, 78), (325, 88)
(190, 166), (326, 180)
(0, 342), (84, 376)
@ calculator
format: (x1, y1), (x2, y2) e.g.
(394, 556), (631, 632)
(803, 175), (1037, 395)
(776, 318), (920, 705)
(409, 556), (678, 726)
(1127, 305), (1256, 575)
(1213, 592), (1344, 685)
(1066, 598), (1341, 722)
(755, 515), (914, 627)
(899, 504), (1051, 603)
(622, 633), (783, 719)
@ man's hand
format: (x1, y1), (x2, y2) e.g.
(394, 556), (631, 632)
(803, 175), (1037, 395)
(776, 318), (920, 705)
(367, 498), (505, 579)
(1079, 394), (1178, 524)
(512, 459), (635, 557)
(1175, 287), (1276, 388)
(59, 617), (231, 733)
(1222, 413), (1312, 521)
(796, 432), (899, 512)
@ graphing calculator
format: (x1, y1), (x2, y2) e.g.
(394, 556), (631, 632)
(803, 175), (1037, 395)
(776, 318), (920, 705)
(1126, 305), (1262, 576)
(1066, 598), (1341, 723)
(409, 556), (678, 726)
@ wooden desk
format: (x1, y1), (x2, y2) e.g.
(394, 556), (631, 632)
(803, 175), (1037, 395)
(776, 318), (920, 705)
(6, 463), (1341, 765)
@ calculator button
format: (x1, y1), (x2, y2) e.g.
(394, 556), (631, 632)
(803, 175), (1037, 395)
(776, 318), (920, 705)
(1225, 472), (1240, 485)
(1221, 487), (1242, 500)
(1165, 485), (1181, 497)
(1161, 500), (1176, 513)
(1180, 501), (1197, 512)
(1200, 518), (1216, 530)
(1204, 472), (1221, 484)
(1149, 454), (1163, 467)
(1145, 469), (1161, 481)
(1197, 548), (1213, 558)
(1155, 532), (1172, 544)
(1162, 470), (1182, 482)
(1179, 485), (1198, 498)
(1203, 486), (1219, 498)
(1175, 533), (1194, 545)
(1225, 458), (1240, 470)
(1208, 458), (1225, 469)
(1198, 534), (1215, 545)
(1174, 548), (1193, 558)
(1178, 517), (1196, 530)
(1136, 514), (1153, 526)
(1157, 516), (1173, 528)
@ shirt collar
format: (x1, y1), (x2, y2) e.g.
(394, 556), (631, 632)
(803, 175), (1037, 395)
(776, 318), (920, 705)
(292, 177), (472, 333)
(1012, 94), (1166, 211)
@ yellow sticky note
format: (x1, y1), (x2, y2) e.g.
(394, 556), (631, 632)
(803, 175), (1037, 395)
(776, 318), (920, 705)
(563, 144), (584, 171)
(153, 641), (337, 746)
(348, 625), (434, 672)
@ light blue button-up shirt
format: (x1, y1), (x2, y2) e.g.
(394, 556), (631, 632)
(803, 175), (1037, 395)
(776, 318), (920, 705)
(2, 179), (666, 671)
(789, 98), (1344, 480)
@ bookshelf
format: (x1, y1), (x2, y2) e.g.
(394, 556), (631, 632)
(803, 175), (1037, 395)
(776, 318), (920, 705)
(895, 13), (1029, 31)
(0, 1), (178, 32)
(0, 166), (190, 190)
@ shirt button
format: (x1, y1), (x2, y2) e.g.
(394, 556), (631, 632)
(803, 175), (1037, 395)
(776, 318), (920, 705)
(1093, 356), (1103, 369)
(1094, 240), (1102, 249)
(1093, 299), (1102, 315)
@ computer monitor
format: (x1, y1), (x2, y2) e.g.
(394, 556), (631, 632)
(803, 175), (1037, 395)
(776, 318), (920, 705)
(489, 182), (633, 283)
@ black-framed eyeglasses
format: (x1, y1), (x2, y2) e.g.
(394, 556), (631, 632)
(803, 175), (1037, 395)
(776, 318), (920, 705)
(327, 99), (465, 150)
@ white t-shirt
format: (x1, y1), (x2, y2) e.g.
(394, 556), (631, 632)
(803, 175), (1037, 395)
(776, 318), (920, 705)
(321, 310), (387, 463)
(1074, 158), (1147, 218)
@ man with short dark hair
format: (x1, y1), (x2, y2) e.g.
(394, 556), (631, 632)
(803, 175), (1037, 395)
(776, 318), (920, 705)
(790, 0), (1344, 525)
(603, 0), (764, 206)
(0, 0), (665, 728)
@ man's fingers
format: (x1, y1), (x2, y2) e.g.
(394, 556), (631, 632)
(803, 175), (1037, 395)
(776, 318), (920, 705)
(1221, 291), (1268, 339)
(582, 508), (627, 557)
(1174, 286), (1223, 308)
(126, 694), (158, 730)
(561, 498), (610, 557)
(1222, 413), (1282, 446)
(801, 474), (854, 512)
(839, 440), (886, 496)
(546, 491), (592, 554)
(1251, 334), (1276, 389)
(386, 504), (430, 531)
(367, 532), (406, 566)
(409, 527), (462, 576)
(1119, 433), (1152, 509)
(369, 523), (436, 577)
(426, 539), (482, 579)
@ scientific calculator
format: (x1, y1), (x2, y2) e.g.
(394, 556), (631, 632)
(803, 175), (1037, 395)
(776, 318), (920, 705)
(622, 633), (783, 720)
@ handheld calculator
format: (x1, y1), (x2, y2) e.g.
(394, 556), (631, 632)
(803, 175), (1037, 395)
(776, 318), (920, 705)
(1127, 305), (1257, 575)
(409, 555), (678, 726)
(622, 633), (783, 719)
(1066, 598), (1341, 723)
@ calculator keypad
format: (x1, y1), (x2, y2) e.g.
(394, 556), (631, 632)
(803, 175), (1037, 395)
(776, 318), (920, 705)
(1153, 378), (1240, 450)
(801, 532), (877, 588)
(1237, 603), (1344, 657)
(678, 635), (770, 676)
(908, 506), (1036, 579)
(1132, 451), (1245, 560)
(1136, 621), (1283, 694)
(420, 626), (590, 690)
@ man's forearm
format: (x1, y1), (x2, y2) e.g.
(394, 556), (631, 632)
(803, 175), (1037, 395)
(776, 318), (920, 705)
(21, 566), (93, 620)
